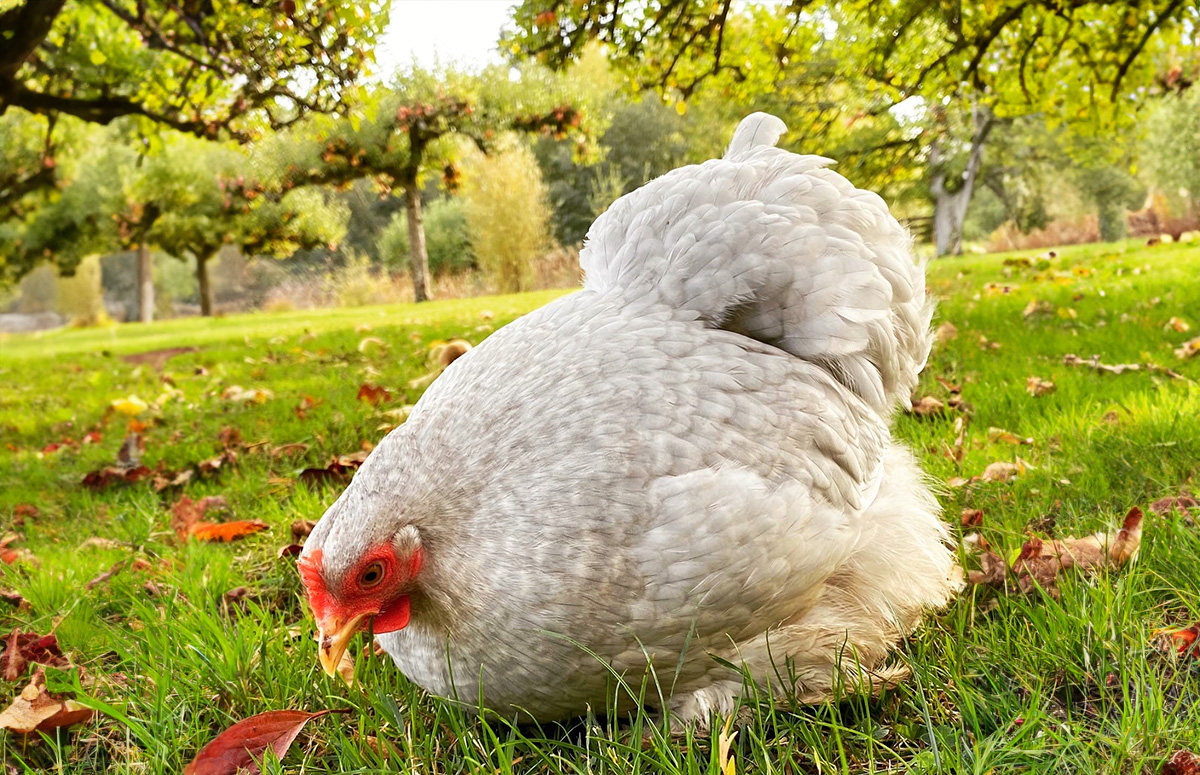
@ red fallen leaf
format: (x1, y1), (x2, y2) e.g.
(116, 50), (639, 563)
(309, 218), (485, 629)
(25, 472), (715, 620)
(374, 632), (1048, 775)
(0, 534), (34, 566)
(277, 544), (303, 559)
(171, 495), (231, 539)
(2, 629), (68, 681)
(1162, 751), (1200, 775)
(41, 441), (68, 455)
(217, 426), (244, 449)
(1155, 623), (1200, 660)
(13, 504), (39, 520)
(82, 465), (152, 490)
(961, 509), (984, 528)
(189, 520), (269, 543)
(183, 708), (349, 775)
(197, 449), (238, 475)
(82, 430), (103, 445)
(0, 666), (94, 734)
(356, 383), (392, 405)
(0, 589), (24, 607)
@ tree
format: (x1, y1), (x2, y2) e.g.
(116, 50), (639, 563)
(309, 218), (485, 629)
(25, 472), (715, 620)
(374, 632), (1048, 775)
(461, 142), (552, 293)
(0, 1), (385, 138)
(266, 64), (584, 302)
(511, 1), (1199, 253)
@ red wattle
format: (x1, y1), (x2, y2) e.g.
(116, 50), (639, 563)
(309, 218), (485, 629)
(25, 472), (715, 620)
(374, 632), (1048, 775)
(372, 595), (411, 634)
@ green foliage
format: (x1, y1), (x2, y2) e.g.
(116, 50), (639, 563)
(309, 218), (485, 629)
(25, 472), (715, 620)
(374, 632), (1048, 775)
(0, 1), (386, 140)
(376, 198), (473, 275)
(1144, 89), (1200, 209)
(55, 254), (107, 326)
(462, 142), (551, 293)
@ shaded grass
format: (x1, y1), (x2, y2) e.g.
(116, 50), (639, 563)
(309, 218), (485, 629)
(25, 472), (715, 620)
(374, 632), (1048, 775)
(0, 239), (1198, 772)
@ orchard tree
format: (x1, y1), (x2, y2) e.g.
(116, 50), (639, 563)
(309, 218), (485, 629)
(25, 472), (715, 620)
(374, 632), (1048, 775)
(0, 0), (385, 138)
(269, 64), (585, 302)
(511, 0), (1199, 253)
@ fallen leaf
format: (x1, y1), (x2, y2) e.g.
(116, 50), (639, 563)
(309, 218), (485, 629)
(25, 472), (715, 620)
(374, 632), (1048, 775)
(934, 322), (958, 344)
(13, 504), (38, 520)
(294, 396), (323, 419)
(335, 646), (355, 687)
(298, 452), (369, 486)
(1161, 750), (1200, 775)
(981, 460), (1026, 483)
(356, 383), (392, 405)
(908, 395), (945, 417)
(1023, 299), (1053, 318)
(290, 520), (316, 540)
(1026, 376), (1056, 396)
(171, 496), (232, 539)
(197, 449), (238, 475)
(357, 336), (387, 353)
(183, 708), (348, 775)
(0, 667), (94, 735)
(153, 468), (194, 492)
(1176, 337), (1200, 360)
(961, 509), (984, 528)
(277, 544), (303, 559)
(189, 521), (269, 542)
(222, 386), (272, 404)
(82, 465), (153, 490)
(430, 338), (472, 367)
(2, 630), (68, 682)
(988, 427), (1033, 446)
(1150, 496), (1199, 516)
(1154, 623), (1199, 661)
(1167, 317), (1191, 333)
(0, 589), (25, 607)
(967, 507), (1143, 597)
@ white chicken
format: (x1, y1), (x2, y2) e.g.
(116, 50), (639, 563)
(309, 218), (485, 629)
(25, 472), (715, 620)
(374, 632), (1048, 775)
(299, 113), (959, 728)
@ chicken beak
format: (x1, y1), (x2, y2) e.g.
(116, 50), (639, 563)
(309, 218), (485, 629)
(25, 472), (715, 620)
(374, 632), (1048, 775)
(317, 612), (371, 677)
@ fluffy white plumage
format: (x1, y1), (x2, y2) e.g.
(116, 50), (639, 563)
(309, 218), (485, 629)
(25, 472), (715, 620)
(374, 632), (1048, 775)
(301, 112), (959, 726)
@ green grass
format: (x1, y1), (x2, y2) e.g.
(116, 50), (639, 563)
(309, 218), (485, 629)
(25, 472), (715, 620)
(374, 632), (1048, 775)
(1, 240), (1199, 773)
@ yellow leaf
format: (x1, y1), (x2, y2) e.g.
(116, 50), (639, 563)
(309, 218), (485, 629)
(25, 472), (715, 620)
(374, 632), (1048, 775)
(111, 395), (148, 416)
(675, 101), (687, 116)
(89, 49), (107, 66)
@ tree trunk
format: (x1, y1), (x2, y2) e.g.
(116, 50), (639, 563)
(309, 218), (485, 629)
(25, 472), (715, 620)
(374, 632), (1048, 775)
(403, 179), (432, 303)
(136, 242), (154, 323)
(196, 252), (214, 316)
(931, 104), (996, 256)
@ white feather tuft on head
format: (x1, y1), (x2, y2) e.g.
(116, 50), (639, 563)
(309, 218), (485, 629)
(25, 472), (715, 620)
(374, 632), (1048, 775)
(725, 112), (788, 158)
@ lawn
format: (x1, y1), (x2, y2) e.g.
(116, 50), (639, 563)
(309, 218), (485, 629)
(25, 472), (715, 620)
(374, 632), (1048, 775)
(1, 240), (1199, 773)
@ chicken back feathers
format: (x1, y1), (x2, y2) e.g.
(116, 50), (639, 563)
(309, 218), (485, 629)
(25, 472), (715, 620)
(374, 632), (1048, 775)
(301, 112), (958, 726)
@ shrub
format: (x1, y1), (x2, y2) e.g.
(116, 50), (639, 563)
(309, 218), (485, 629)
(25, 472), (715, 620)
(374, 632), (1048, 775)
(461, 142), (551, 293)
(376, 198), (474, 275)
(56, 255), (108, 326)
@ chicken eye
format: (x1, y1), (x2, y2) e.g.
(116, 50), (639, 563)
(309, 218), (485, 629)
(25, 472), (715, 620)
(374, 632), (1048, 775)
(359, 562), (385, 589)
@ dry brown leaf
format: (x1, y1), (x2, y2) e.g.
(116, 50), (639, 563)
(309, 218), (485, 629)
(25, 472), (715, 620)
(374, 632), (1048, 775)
(934, 322), (958, 344)
(1150, 496), (1199, 516)
(981, 460), (1026, 483)
(1176, 337), (1200, 360)
(1026, 376), (1056, 396)
(0, 667), (94, 735)
(908, 395), (945, 417)
(961, 509), (984, 528)
(968, 507), (1143, 597)
(183, 708), (348, 775)
(357, 336), (387, 353)
(988, 427), (1033, 446)
(290, 520), (316, 540)
(277, 544), (303, 559)
(85, 560), (129, 591)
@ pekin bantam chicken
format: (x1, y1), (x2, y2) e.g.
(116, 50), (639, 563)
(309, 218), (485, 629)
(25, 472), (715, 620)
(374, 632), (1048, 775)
(300, 112), (959, 728)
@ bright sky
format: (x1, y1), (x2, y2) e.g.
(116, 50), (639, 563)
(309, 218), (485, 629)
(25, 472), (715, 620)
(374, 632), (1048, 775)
(375, 1), (519, 76)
